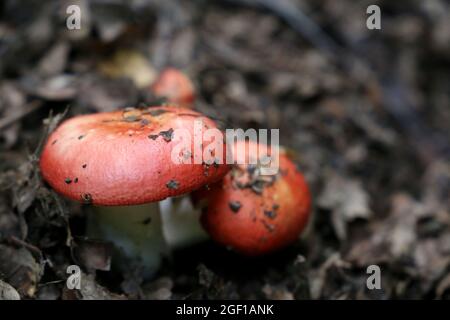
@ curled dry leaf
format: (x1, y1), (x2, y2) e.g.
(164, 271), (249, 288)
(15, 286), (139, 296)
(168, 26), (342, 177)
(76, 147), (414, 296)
(345, 194), (422, 266)
(0, 279), (20, 300)
(36, 41), (69, 77)
(29, 75), (78, 101)
(0, 244), (41, 298)
(317, 172), (372, 240)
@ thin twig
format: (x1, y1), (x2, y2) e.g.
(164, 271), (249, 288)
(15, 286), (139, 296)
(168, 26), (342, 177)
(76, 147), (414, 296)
(7, 235), (43, 259)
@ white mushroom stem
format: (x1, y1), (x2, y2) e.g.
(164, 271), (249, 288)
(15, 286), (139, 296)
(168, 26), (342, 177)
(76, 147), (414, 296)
(88, 202), (168, 278)
(160, 196), (208, 250)
(87, 196), (208, 278)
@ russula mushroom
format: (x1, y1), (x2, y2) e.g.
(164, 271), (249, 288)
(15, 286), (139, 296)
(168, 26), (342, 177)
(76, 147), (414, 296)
(195, 140), (311, 255)
(40, 105), (229, 275)
(151, 68), (195, 108)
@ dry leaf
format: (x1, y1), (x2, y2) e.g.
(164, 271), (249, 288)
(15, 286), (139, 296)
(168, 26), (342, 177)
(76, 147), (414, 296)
(318, 172), (372, 240)
(0, 280), (20, 300)
(0, 244), (41, 298)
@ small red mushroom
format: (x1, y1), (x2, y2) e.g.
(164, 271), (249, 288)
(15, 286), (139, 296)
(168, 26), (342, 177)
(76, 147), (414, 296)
(40, 105), (229, 276)
(195, 140), (311, 256)
(151, 68), (195, 108)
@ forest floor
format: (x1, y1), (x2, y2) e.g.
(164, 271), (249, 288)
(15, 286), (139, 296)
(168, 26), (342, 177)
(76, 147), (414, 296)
(0, 0), (449, 299)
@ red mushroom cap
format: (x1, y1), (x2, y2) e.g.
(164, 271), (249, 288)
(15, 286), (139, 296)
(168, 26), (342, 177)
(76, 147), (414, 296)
(196, 140), (311, 256)
(151, 68), (195, 108)
(40, 106), (229, 206)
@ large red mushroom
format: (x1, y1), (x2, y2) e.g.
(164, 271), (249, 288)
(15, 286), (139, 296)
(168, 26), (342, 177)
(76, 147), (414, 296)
(40, 105), (229, 275)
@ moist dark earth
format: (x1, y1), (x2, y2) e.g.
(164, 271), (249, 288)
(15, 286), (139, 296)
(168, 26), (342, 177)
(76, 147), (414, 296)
(0, 0), (450, 300)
